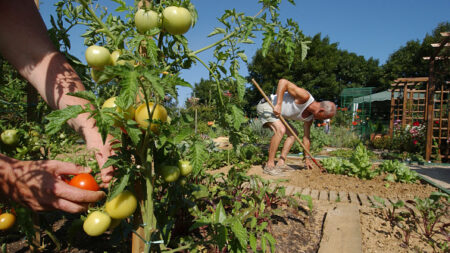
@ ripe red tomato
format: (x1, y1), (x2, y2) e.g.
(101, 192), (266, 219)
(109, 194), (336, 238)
(162, 6), (192, 35)
(83, 211), (111, 236)
(69, 173), (100, 191)
(1, 129), (19, 146)
(85, 45), (111, 70)
(0, 213), (15, 230)
(135, 9), (160, 33)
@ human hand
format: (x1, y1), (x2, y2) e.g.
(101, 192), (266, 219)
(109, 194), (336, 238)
(304, 158), (314, 170)
(1, 156), (105, 213)
(273, 104), (282, 117)
(85, 137), (115, 188)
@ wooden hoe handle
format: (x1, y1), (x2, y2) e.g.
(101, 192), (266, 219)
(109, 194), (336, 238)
(251, 79), (326, 172)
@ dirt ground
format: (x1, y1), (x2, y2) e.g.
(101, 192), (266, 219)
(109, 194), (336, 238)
(2, 156), (448, 252)
(213, 157), (448, 253)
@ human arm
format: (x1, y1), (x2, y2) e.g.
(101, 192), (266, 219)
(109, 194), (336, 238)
(0, 0), (113, 184)
(273, 79), (310, 117)
(0, 154), (105, 213)
(302, 120), (313, 169)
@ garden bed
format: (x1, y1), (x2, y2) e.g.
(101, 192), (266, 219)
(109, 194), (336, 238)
(2, 157), (447, 252)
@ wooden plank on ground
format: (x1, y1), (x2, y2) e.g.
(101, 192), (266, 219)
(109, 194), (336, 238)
(339, 191), (349, 203)
(319, 190), (328, 201)
(329, 191), (338, 202)
(358, 193), (371, 206)
(291, 186), (302, 196)
(348, 192), (359, 205)
(318, 204), (363, 253)
(310, 189), (319, 200)
(301, 188), (311, 196)
(284, 185), (296, 195)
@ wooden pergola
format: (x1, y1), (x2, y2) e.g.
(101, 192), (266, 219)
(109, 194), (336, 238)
(389, 32), (449, 162)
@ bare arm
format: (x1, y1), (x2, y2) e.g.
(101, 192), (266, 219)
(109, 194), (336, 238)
(0, 0), (113, 184)
(273, 79), (310, 117)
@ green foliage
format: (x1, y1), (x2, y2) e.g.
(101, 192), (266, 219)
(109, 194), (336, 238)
(246, 33), (383, 110)
(382, 22), (450, 89)
(322, 144), (378, 179)
(378, 160), (419, 184)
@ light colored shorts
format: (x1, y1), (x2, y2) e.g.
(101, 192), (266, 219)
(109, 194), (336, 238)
(256, 102), (279, 126)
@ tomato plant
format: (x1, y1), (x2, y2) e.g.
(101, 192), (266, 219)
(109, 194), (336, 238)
(69, 173), (100, 191)
(0, 213), (15, 230)
(83, 211), (111, 236)
(135, 9), (160, 34)
(1, 129), (19, 146)
(105, 190), (137, 219)
(85, 45), (111, 69)
(44, 0), (308, 251)
(162, 6), (192, 35)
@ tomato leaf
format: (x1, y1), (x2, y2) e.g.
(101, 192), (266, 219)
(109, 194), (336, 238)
(116, 70), (139, 109)
(189, 140), (208, 176)
(45, 105), (85, 135)
(109, 173), (130, 200)
(143, 72), (165, 99)
(124, 120), (142, 146)
(208, 27), (226, 37)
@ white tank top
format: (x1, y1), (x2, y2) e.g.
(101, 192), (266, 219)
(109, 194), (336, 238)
(271, 92), (314, 122)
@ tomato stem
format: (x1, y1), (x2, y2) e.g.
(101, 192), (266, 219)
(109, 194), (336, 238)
(189, 54), (224, 107)
(79, 0), (118, 46)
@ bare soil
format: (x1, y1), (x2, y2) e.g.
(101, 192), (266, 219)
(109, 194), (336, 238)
(2, 156), (448, 253)
(212, 157), (448, 253)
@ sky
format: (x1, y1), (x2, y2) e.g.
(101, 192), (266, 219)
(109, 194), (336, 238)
(38, 0), (450, 107)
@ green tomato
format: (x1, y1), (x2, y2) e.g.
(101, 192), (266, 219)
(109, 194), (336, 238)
(162, 6), (192, 35)
(178, 160), (193, 176)
(1, 129), (19, 146)
(83, 211), (111, 237)
(160, 165), (180, 183)
(135, 9), (160, 34)
(105, 191), (137, 219)
(177, 176), (187, 186)
(110, 50), (134, 66)
(85, 45), (111, 70)
(102, 97), (135, 127)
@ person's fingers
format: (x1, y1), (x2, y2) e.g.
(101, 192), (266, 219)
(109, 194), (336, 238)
(53, 198), (90, 214)
(53, 180), (106, 203)
(45, 160), (91, 175)
(100, 166), (114, 186)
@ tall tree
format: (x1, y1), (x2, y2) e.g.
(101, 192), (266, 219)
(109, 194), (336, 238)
(382, 22), (450, 88)
(246, 33), (383, 112)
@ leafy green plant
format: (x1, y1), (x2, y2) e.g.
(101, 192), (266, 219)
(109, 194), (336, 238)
(407, 192), (449, 242)
(322, 144), (378, 179)
(378, 160), (419, 184)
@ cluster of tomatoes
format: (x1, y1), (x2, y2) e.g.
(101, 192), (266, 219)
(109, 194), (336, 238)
(134, 6), (192, 35)
(67, 173), (137, 236)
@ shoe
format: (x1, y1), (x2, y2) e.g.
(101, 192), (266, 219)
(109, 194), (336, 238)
(276, 164), (295, 172)
(263, 166), (285, 176)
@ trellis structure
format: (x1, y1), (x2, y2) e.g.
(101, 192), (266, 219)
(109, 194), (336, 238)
(389, 78), (449, 161)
